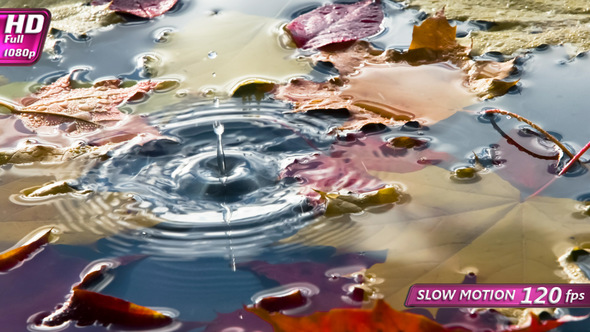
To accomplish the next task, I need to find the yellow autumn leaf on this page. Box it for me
[284,166,590,309]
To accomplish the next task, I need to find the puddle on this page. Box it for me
[1,1,590,331]
[74,99,335,258]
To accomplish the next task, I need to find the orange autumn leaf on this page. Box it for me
[248,299,452,332]
[0,228,53,272]
[409,9,458,51]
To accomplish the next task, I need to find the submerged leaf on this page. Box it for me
[91,0,178,18]
[285,165,590,309]
[282,134,450,210]
[248,299,451,332]
[0,228,54,272]
[285,0,384,49]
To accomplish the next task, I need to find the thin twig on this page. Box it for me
[485,109,574,159]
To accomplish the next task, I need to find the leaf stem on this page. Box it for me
[0,98,22,112]
[485,109,574,159]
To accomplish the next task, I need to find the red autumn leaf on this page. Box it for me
[92,0,178,18]
[0,228,53,272]
[281,133,450,205]
[248,299,453,332]
[285,0,383,49]
[40,263,173,329]
[15,73,158,135]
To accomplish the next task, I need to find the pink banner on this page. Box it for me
[406,284,590,307]
[0,9,50,65]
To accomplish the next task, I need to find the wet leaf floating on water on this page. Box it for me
[0,228,54,272]
[284,165,590,310]
[0,141,113,166]
[276,11,517,130]
[152,11,312,96]
[408,0,590,55]
[40,289,173,328]
[11,73,158,135]
[285,0,384,50]
[39,261,173,329]
[248,299,452,332]
[91,0,178,18]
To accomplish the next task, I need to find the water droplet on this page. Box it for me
[213,121,227,177]
[212,72,216,77]
[175,89,188,98]
[208,51,217,59]
[213,97,220,108]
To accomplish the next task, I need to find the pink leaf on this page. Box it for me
[92,0,179,18]
[286,0,383,49]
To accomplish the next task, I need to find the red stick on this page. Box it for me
[559,140,590,176]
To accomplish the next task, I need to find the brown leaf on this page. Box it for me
[248,299,452,332]
[15,73,158,135]
[0,141,113,165]
[0,228,54,272]
[40,264,173,328]
[409,9,458,51]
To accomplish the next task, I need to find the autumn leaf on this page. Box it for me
[275,11,517,131]
[0,141,113,165]
[0,228,54,272]
[91,0,178,18]
[281,134,451,205]
[41,289,173,328]
[9,73,158,135]
[37,259,173,329]
[408,0,590,55]
[283,165,590,310]
[285,0,384,49]
[248,299,452,332]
